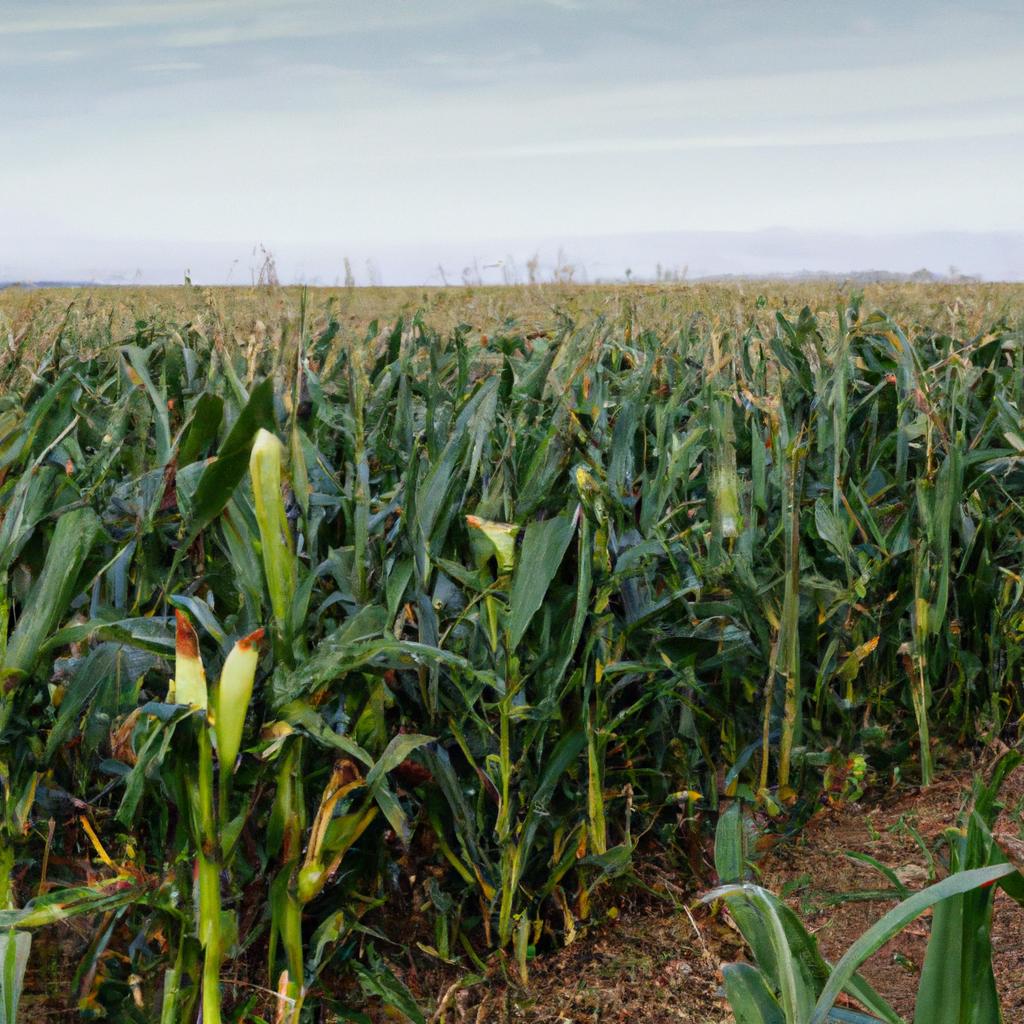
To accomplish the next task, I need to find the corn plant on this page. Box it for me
[172,611,263,1024]
[0,498,102,1020]
[0,285,1021,1018]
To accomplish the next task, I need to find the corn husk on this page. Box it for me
[214,628,264,769]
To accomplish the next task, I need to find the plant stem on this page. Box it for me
[271,739,306,1018]
[778,431,804,791]
[281,892,304,1023]
[0,832,14,912]
[197,724,222,1024]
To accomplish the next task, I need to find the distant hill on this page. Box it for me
[3,228,1020,286]
[693,268,981,285]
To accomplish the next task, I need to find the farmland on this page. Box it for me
[1,280,1023,1022]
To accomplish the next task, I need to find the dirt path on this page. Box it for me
[754,761,1024,1021]
[422,759,1024,1023]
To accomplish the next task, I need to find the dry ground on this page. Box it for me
[374,758,1024,1024]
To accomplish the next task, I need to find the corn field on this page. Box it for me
[0,283,1022,1021]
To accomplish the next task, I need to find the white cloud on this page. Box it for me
[0,47,85,65]
[0,2,261,34]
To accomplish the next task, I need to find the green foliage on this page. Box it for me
[0,284,1021,1019]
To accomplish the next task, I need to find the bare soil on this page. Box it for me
[388,758,1024,1023]
[754,761,1024,1022]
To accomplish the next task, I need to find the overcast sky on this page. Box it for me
[2,1,1023,283]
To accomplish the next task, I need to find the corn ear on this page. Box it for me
[214,628,264,770]
[172,611,207,710]
[250,428,296,642]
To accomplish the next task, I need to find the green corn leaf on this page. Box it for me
[914,892,1000,1024]
[0,931,30,1024]
[708,883,901,1024]
[0,878,154,930]
[187,377,275,535]
[42,615,175,657]
[45,644,156,760]
[177,393,224,467]
[811,864,1017,1024]
[715,801,747,884]
[278,702,374,768]
[366,733,434,790]
[843,853,910,899]
[122,345,172,465]
[371,785,411,844]
[0,466,58,574]
[723,962,786,1024]
[3,507,102,680]
[508,512,577,649]
[707,884,814,1024]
